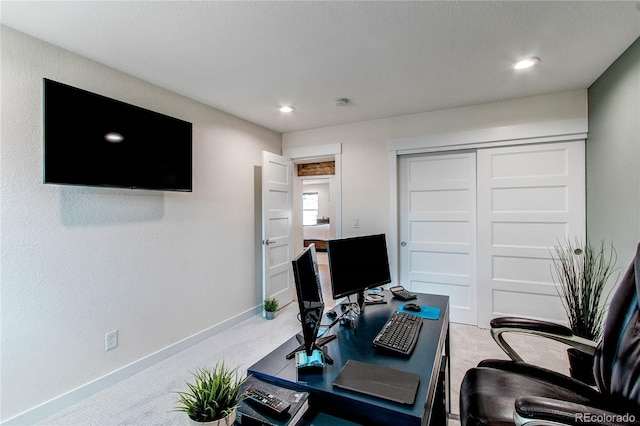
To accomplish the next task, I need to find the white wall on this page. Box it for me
[0,26,281,421]
[283,90,588,240]
[587,37,640,268]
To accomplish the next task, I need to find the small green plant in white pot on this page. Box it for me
[264,297,279,320]
[175,362,248,425]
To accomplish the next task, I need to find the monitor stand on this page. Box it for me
[337,290,367,332]
[357,290,366,313]
[340,290,367,312]
[285,333,336,364]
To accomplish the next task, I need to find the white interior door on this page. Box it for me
[262,151,294,311]
[476,141,585,327]
[399,152,477,324]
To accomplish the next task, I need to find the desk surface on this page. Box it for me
[247,291,450,426]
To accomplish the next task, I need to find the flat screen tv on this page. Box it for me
[43,78,192,191]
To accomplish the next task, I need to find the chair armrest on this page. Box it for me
[477,360,602,398]
[490,316,598,362]
[491,317,574,336]
[514,396,639,426]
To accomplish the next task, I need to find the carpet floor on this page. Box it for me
[37,300,570,425]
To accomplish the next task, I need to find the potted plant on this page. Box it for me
[175,362,248,425]
[264,297,279,320]
[551,238,618,384]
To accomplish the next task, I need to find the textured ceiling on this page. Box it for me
[1,1,639,133]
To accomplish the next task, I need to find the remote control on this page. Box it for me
[244,386,291,416]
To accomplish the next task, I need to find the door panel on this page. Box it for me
[262,151,294,311]
[399,152,477,325]
[476,141,585,327]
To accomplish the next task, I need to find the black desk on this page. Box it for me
[247,292,450,426]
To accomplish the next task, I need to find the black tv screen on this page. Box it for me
[43,79,192,191]
[327,233,392,299]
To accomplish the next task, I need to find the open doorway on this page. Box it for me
[300,176,335,307]
[301,178,333,249]
[293,168,340,308]
[285,144,342,308]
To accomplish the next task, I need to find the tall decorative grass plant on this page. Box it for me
[551,238,618,384]
[551,238,618,341]
[175,362,248,424]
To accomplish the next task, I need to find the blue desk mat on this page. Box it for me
[398,304,441,320]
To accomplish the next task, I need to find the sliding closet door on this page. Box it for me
[399,152,477,325]
[476,141,585,328]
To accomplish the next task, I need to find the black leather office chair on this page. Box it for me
[460,243,640,426]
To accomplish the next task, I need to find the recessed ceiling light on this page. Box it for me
[278,105,295,113]
[512,57,540,70]
[104,132,124,143]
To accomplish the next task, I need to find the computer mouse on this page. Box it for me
[404,303,421,312]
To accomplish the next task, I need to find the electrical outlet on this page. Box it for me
[352,217,359,228]
[105,330,118,351]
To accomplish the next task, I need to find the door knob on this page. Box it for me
[401,241,407,247]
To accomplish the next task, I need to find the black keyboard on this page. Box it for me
[372,311,423,357]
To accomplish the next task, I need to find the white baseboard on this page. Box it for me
[1,305,263,425]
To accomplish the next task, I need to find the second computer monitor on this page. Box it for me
[292,244,324,356]
[327,233,392,301]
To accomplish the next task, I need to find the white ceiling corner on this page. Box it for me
[1,1,638,133]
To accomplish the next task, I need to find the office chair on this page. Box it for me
[460,243,640,426]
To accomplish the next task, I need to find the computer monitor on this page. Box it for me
[292,244,324,356]
[327,233,392,310]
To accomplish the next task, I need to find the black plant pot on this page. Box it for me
[567,348,596,386]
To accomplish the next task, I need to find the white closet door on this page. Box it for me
[399,152,477,324]
[476,141,585,327]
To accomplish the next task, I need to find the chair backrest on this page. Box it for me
[594,243,640,405]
